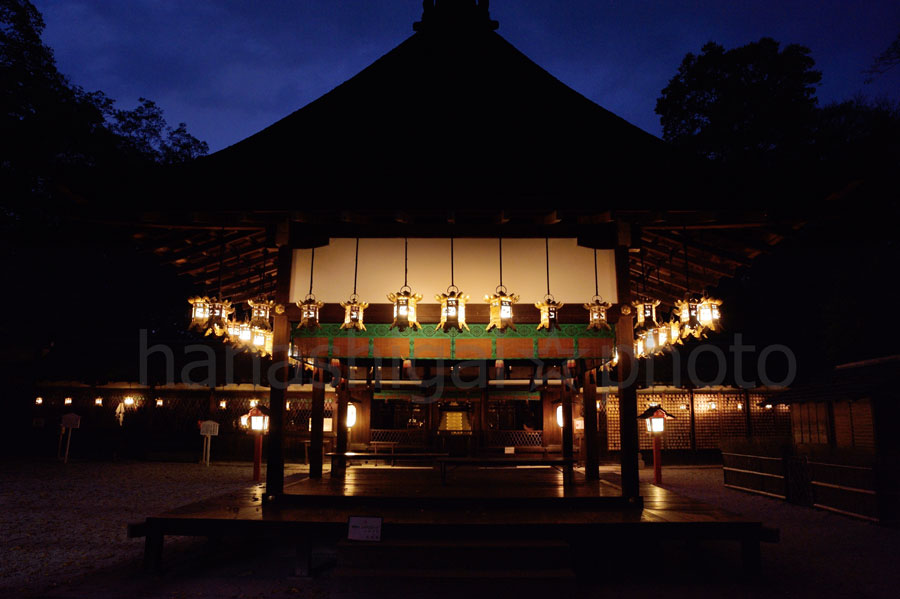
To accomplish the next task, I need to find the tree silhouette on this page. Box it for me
[864,32,900,82]
[1,0,207,208]
[655,38,821,167]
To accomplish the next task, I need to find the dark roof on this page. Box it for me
[119,1,708,212]
[768,356,900,405]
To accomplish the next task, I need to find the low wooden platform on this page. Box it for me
[130,466,777,576]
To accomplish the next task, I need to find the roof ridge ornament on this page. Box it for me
[414,0,499,33]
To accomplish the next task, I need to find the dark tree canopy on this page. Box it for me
[1,0,207,208]
[655,38,822,166]
[865,32,900,82]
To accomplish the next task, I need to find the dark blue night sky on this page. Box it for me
[33,0,900,153]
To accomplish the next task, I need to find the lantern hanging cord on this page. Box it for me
[403,237,408,287]
[545,238,551,296]
[593,249,599,297]
[217,226,225,299]
[684,226,691,293]
[498,237,503,287]
[353,238,359,296]
[640,249,647,295]
[450,237,455,287]
[308,248,315,296]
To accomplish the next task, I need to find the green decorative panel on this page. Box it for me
[292,322,614,361]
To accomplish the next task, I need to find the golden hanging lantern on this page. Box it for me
[296,294,324,329]
[436,286,469,332]
[340,295,369,331]
[485,286,518,332]
[389,286,422,331]
[536,295,563,331]
[675,297,704,339]
[584,296,612,331]
[202,299,233,337]
[698,294,723,332]
[248,299,274,332]
[188,296,211,329]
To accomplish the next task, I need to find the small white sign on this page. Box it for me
[200,420,219,436]
[62,413,81,429]
[575,417,585,431]
[348,516,382,542]
[504,446,515,455]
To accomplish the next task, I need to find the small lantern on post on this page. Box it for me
[638,405,675,485]
[241,405,270,482]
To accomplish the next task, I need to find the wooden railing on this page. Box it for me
[370,429,427,447]
[484,430,544,448]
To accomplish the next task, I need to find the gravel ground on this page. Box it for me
[1,460,898,598]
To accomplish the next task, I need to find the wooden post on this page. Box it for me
[334,360,349,478]
[310,364,326,479]
[614,236,640,501]
[744,388,753,438]
[688,386,697,451]
[561,366,574,486]
[265,244,293,498]
[582,369,600,480]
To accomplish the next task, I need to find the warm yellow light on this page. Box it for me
[35,397,43,405]
[156,398,164,407]
[250,415,268,432]
[347,403,357,428]
[249,399,259,408]
[219,400,227,409]
[556,405,564,428]
[240,414,249,427]
[296,295,324,329]
[436,287,470,332]
[536,296,564,331]
[285,401,291,410]
[584,297,612,331]
[340,296,369,331]
[646,416,665,434]
[64,397,72,405]
[737,403,743,411]
[679,404,688,410]
[486,287,519,332]
[765,404,773,410]
[708,402,717,410]
[94,397,103,406]
[124,396,135,406]
[389,287,422,331]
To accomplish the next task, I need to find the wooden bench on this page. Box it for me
[437,457,575,485]
[327,451,448,469]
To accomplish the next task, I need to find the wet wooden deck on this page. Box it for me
[134,465,776,574]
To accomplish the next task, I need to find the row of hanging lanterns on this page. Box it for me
[187,231,276,357]
[630,232,723,359]
[295,238,615,336]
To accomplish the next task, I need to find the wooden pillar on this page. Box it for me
[265,244,293,498]
[333,360,349,477]
[309,364,326,479]
[744,388,753,438]
[582,369,600,480]
[615,235,640,501]
[561,368,574,485]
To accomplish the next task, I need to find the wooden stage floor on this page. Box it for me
[135,465,776,574]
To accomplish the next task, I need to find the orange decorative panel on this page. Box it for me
[496,338,534,359]
[454,339,492,360]
[414,338,451,359]
[373,338,411,359]
[332,337,370,358]
[537,337,575,358]
[577,338,612,358]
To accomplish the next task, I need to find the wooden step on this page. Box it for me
[333,567,576,580]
